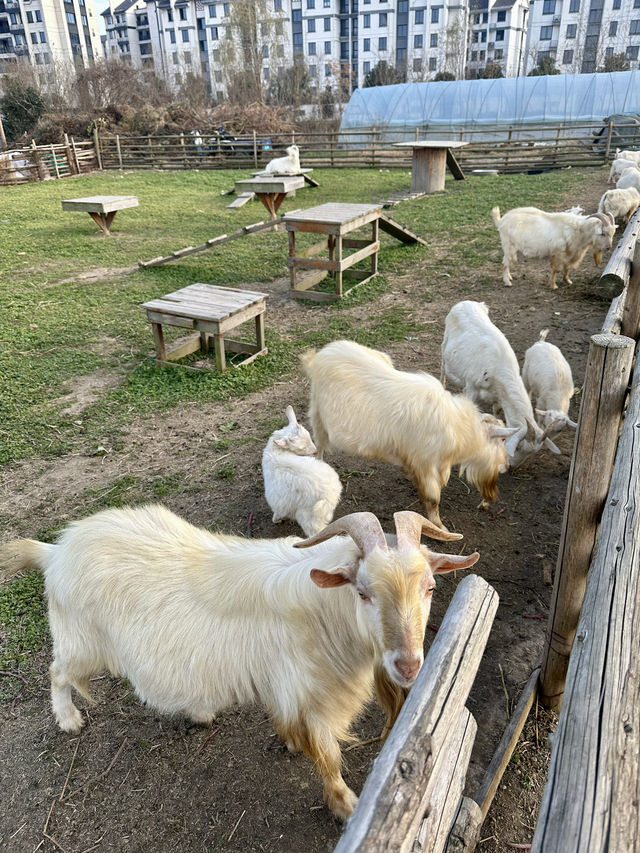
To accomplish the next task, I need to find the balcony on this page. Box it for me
[3,0,20,10]
[14,43,28,54]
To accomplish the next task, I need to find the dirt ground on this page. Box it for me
[0,169,614,853]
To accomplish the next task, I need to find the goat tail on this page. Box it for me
[299,348,317,374]
[0,538,53,583]
[539,328,549,342]
[491,206,501,227]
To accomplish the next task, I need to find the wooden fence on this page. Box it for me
[94,121,625,175]
[0,134,98,184]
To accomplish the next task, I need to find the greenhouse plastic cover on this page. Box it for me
[339,70,640,131]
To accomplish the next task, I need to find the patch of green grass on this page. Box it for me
[150,472,186,498]
[215,462,235,481]
[0,573,49,701]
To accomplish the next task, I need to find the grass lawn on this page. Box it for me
[0,164,591,471]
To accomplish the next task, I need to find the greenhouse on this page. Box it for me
[339,70,640,143]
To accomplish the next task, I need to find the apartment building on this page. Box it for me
[466,0,529,76]
[0,0,101,73]
[102,0,152,66]
[524,0,640,73]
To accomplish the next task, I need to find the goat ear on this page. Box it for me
[544,437,563,455]
[285,406,297,426]
[428,551,480,574]
[274,438,288,448]
[487,424,519,440]
[310,567,354,588]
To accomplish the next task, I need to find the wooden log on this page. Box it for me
[473,667,540,819]
[595,207,640,299]
[444,798,484,853]
[621,238,640,340]
[334,575,498,853]
[532,354,640,853]
[412,709,477,853]
[539,332,635,710]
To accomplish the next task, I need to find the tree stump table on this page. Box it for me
[61,195,139,235]
[393,141,469,193]
[142,283,268,371]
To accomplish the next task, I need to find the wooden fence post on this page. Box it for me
[115,134,123,170]
[539,332,635,710]
[70,136,81,174]
[252,130,258,169]
[30,139,44,181]
[63,133,77,175]
[180,132,187,168]
[621,240,640,341]
[93,127,103,170]
[330,131,335,168]
[49,144,60,179]
[604,120,614,163]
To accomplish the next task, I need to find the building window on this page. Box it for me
[431,7,439,23]
[30,32,38,44]
[325,62,331,74]
[26,10,33,23]
[398,23,407,36]
[378,36,387,50]
[415,8,424,23]
[494,47,503,58]
[613,0,621,9]
[66,12,76,23]
[569,0,580,9]
[626,44,639,58]
[208,4,216,16]
[35,9,42,21]
[308,18,316,31]
[39,31,46,42]
[636,0,640,7]
[363,13,370,26]
[414,33,423,47]
[210,25,218,38]
[430,32,437,46]
[363,37,370,50]
[497,9,506,21]
[471,50,477,60]
[263,66,269,78]
[169,28,176,42]
[340,18,348,35]
[324,40,331,52]
[429,56,436,69]
[479,49,485,60]
[274,0,282,8]
[293,9,302,21]
[307,0,315,6]
[542,0,555,13]
[496,28,504,40]
[340,40,348,57]
[324,0,330,5]
[563,48,574,63]
[167,9,173,21]
[413,57,422,71]
[262,43,269,56]
[566,23,577,37]
[179,7,187,20]
[630,19,640,33]
[181,28,189,41]
[308,41,316,53]
[481,30,487,41]
[540,25,553,39]
[324,16,330,29]
[309,63,317,75]
[378,12,387,25]
[609,21,617,35]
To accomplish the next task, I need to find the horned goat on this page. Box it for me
[522,329,577,434]
[263,144,301,175]
[262,405,342,536]
[491,206,615,289]
[0,506,479,819]
[598,186,640,225]
[301,339,517,531]
[441,301,562,467]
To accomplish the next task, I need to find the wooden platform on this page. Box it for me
[232,175,306,218]
[61,195,139,235]
[283,202,427,301]
[393,141,468,193]
[142,283,268,371]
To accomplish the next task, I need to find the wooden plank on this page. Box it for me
[539,333,635,709]
[621,238,640,340]
[532,355,640,853]
[443,798,484,853]
[379,214,429,245]
[226,192,255,209]
[164,333,202,361]
[446,149,466,180]
[473,667,540,819]
[334,575,499,853]
[291,269,330,291]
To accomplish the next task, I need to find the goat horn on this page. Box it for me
[540,419,562,441]
[294,512,388,555]
[588,212,614,227]
[393,511,463,546]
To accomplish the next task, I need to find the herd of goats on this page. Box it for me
[1,150,636,821]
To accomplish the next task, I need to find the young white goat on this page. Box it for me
[441,301,562,467]
[262,405,342,536]
[263,144,301,175]
[491,206,615,289]
[615,148,640,166]
[616,167,640,194]
[302,340,517,531]
[522,330,577,434]
[608,157,639,184]
[598,186,640,226]
[0,506,479,819]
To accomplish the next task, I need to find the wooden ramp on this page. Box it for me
[379,214,428,245]
[226,191,254,209]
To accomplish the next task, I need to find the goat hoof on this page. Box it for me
[328,787,358,821]
[477,499,490,510]
[58,708,85,733]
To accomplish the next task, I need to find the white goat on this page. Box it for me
[522,329,577,434]
[262,405,342,536]
[598,186,640,225]
[616,167,640,194]
[263,144,301,175]
[441,301,562,467]
[0,506,479,819]
[608,157,639,184]
[492,206,616,289]
[615,148,640,166]
[302,340,517,531]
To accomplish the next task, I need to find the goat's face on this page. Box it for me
[286,144,299,159]
[589,214,616,265]
[273,405,318,456]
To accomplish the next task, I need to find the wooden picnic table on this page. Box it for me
[232,175,306,218]
[393,140,468,193]
[61,195,139,235]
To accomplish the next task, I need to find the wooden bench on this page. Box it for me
[61,195,139,235]
[142,283,268,371]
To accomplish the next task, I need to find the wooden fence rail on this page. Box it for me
[0,138,97,184]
